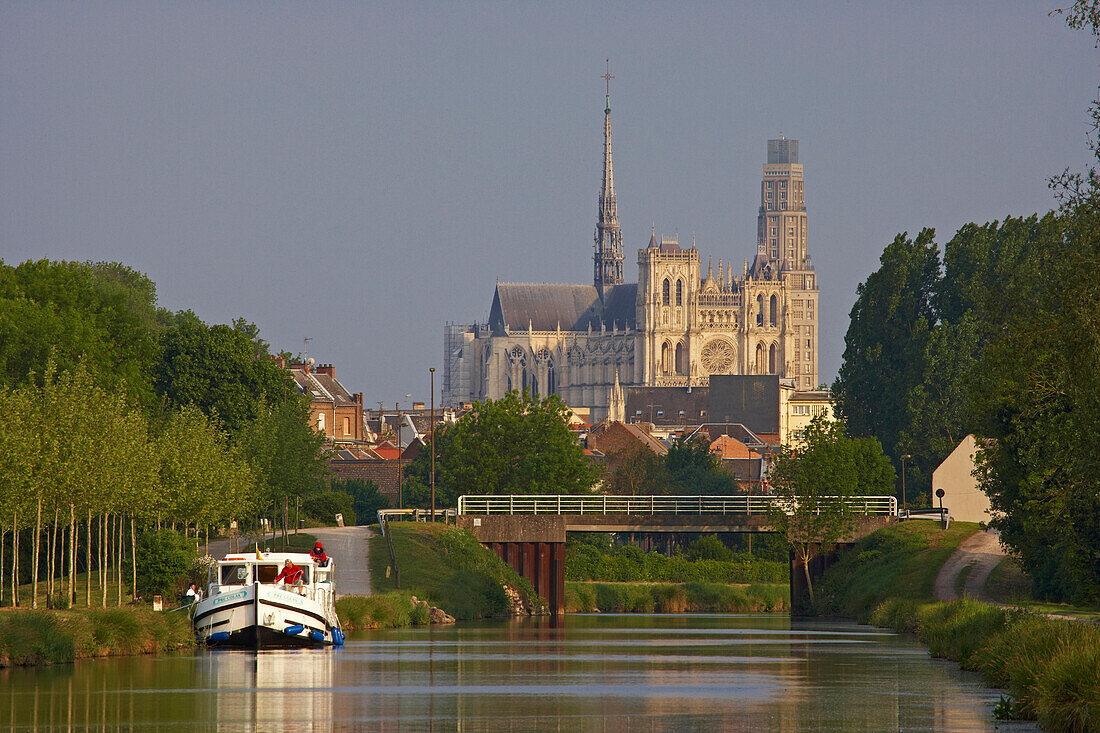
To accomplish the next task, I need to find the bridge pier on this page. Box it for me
[458,516,567,615]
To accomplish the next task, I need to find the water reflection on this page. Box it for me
[1,614,1038,732]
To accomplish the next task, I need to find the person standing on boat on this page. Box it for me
[184,583,201,604]
[274,559,304,591]
[311,542,328,567]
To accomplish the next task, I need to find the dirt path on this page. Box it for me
[309,526,374,598]
[934,528,1006,602]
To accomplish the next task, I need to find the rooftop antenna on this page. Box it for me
[303,337,312,364]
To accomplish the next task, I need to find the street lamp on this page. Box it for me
[901,454,911,516]
[429,367,436,522]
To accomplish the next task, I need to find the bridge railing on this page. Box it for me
[456,494,898,517]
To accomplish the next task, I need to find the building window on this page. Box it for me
[768,343,777,374]
[756,295,764,326]
[342,417,350,435]
[635,410,642,417]
[656,410,664,418]
[675,279,683,306]
[807,338,812,348]
[317,413,325,432]
[662,278,670,305]
[675,342,684,375]
[769,227,777,237]
[769,294,777,327]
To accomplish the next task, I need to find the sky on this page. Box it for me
[2,2,1096,406]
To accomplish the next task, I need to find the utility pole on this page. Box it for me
[430,367,436,521]
[396,400,402,509]
[901,453,911,516]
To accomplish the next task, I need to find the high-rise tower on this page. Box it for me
[756,137,818,389]
[594,61,624,297]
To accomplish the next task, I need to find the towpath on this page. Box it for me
[309,526,374,597]
[933,528,1005,602]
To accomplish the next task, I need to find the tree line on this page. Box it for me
[0,258,327,607]
[833,6,1100,603]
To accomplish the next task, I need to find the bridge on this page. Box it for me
[446,494,899,616]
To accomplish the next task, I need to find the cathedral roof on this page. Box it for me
[488,282,637,334]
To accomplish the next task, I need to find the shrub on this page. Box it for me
[332,479,390,525]
[301,490,356,526]
[132,529,196,599]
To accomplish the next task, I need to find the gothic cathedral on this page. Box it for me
[443,79,819,421]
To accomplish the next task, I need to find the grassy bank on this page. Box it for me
[871,598,1100,731]
[566,581,788,613]
[818,522,1100,732]
[369,523,541,619]
[336,592,432,630]
[816,520,979,619]
[0,607,193,668]
[566,542,787,584]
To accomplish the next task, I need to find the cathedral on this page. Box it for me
[443,80,820,421]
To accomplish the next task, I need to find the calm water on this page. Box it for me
[1,614,1037,732]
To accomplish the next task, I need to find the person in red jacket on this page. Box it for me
[273,560,303,590]
[310,542,328,567]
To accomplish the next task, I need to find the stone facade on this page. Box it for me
[443,89,820,420]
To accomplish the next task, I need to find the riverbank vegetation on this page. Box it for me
[0,607,193,668]
[0,259,344,609]
[370,523,540,619]
[820,521,1100,731]
[565,534,787,584]
[335,592,433,630]
[566,582,787,614]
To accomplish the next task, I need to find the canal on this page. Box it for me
[3,614,1037,731]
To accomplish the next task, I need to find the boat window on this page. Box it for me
[255,565,280,583]
[299,567,310,584]
[221,565,249,585]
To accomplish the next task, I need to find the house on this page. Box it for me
[289,363,365,444]
[932,435,992,523]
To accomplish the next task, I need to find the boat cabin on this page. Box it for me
[207,552,334,600]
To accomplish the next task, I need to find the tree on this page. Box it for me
[404,390,600,508]
[604,444,672,496]
[665,436,737,495]
[766,417,893,607]
[153,317,291,435]
[331,479,391,525]
[833,229,939,480]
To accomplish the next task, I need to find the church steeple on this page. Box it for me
[594,59,624,297]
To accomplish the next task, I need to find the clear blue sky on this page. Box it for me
[2,2,1095,405]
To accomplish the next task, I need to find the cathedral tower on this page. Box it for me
[594,61,624,297]
[755,137,818,389]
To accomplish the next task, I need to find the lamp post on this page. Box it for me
[901,453,911,516]
[429,367,436,522]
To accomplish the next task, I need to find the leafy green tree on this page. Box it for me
[331,479,391,525]
[404,390,600,508]
[665,437,736,495]
[766,417,892,606]
[132,529,196,599]
[153,317,291,435]
[604,444,672,496]
[238,396,327,517]
[833,229,939,476]
[0,260,159,405]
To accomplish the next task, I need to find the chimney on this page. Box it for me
[316,364,335,377]
[413,401,425,411]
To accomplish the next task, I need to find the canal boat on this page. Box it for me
[192,551,346,648]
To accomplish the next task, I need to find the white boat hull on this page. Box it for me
[193,582,343,648]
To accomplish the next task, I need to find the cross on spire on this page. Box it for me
[602,59,614,112]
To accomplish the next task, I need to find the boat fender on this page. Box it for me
[310,630,325,642]
[284,624,305,636]
[207,631,230,644]
[332,628,345,646]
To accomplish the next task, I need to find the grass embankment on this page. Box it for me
[566,542,787,583]
[0,607,193,668]
[819,522,1100,732]
[336,592,432,631]
[566,582,788,613]
[369,523,541,620]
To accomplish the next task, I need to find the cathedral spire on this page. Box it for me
[594,59,624,297]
